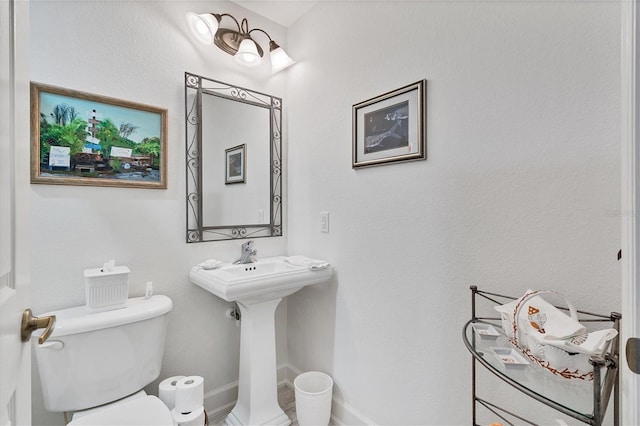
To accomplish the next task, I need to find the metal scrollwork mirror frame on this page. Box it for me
[185,72,282,243]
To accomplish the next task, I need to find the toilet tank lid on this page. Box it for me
[34,295,173,339]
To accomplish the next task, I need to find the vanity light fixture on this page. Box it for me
[186,12,295,74]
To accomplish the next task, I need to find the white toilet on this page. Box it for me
[33,295,175,425]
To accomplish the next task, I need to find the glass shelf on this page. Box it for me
[464,319,596,421]
[464,287,620,426]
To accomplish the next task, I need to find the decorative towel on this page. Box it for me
[542,328,618,355]
[284,256,330,271]
[495,289,617,355]
[495,289,586,342]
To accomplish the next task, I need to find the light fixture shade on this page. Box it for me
[270,45,295,74]
[235,37,262,67]
[186,12,219,45]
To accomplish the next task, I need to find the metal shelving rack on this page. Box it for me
[463,286,620,426]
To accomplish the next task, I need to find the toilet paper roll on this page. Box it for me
[172,406,205,426]
[158,375,186,410]
[174,376,204,414]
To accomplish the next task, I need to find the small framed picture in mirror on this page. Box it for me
[225,144,246,184]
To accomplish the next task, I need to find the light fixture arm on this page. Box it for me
[247,27,285,53]
[247,27,273,43]
[240,18,251,35]
[217,13,242,33]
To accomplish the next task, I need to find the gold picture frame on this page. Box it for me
[31,82,167,189]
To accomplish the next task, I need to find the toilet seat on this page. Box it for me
[68,395,175,425]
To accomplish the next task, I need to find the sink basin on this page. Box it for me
[189,256,333,303]
[189,255,333,425]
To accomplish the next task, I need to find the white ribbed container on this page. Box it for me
[84,266,130,312]
[294,372,333,426]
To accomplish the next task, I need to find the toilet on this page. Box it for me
[33,295,175,425]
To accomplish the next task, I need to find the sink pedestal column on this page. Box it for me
[225,298,290,426]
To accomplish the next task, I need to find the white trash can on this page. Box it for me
[294,372,333,426]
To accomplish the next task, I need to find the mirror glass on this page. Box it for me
[185,73,282,242]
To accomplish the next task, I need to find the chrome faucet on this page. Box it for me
[234,240,257,264]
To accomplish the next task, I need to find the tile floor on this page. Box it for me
[279,386,299,424]
[210,385,300,426]
[210,384,336,426]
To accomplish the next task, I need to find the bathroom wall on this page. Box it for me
[28,1,289,424]
[285,1,621,424]
[28,1,623,424]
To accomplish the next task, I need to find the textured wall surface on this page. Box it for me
[285,1,621,424]
[29,1,288,424]
[29,0,623,424]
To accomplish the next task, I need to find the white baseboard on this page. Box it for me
[329,399,377,426]
[204,364,376,426]
[203,380,238,423]
[279,363,301,387]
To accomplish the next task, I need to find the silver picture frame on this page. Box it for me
[352,80,426,168]
[225,144,246,184]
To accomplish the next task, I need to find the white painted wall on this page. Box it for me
[285,1,621,424]
[28,0,624,424]
[28,2,288,424]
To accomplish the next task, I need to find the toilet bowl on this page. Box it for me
[33,295,175,425]
[69,392,175,425]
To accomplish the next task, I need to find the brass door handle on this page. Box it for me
[627,337,640,374]
[21,309,56,344]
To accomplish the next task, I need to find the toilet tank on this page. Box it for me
[33,295,173,412]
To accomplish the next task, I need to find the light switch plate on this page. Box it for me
[320,212,329,233]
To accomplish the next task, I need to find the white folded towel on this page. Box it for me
[284,256,330,271]
[526,295,586,342]
[197,259,223,270]
[543,328,618,355]
[495,289,617,355]
[495,290,586,342]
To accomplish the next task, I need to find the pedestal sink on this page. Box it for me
[189,256,333,426]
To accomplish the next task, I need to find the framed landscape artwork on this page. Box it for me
[30,82,167,189]
[352,80,426,168]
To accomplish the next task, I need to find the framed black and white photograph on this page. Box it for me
[225,144,246,184]
[352,80,426,168]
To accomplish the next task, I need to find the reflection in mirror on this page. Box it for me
[185,72,282,242]
[201,95,270,226]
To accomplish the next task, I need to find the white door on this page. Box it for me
[0,0,31,424]
[621,0,640,424]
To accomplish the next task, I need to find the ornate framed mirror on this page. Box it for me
[185,72,282,242]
